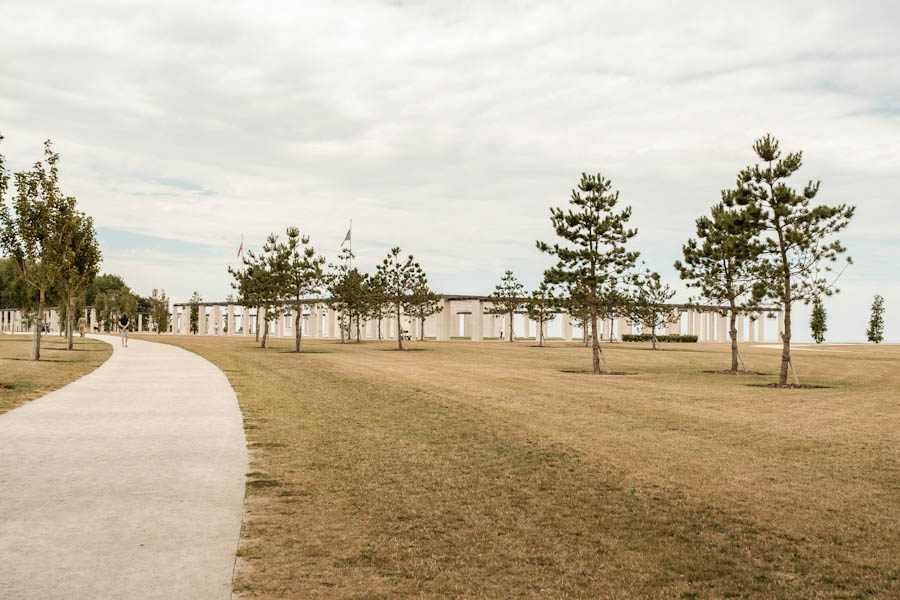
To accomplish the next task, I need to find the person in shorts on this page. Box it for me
[119,313,130,348]
[77,316,87,338]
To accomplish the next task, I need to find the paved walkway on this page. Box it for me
[0,335,247,599]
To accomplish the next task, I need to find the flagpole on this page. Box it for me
[349,218,352,268]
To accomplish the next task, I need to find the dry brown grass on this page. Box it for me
[143,334,900,599]
[0,335,112,415]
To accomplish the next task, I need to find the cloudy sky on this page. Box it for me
[2,1,898,341]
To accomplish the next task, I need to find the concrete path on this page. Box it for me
[0,335,247,599]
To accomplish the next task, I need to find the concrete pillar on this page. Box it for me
[328,306,337,338]
[617,316,628,340]
[310,304,319,338]
[196,304,205,335]
[277,311,285,338]
[717,312,727,342]
[777,311,785,340]
[666,315,680,336]
[737,312,745,342]
[748,313,755,342]
[563,313,573,342]
[758,312,765,342]
[522,315,530,339]
[225,304,234,335]
[437,298,452,341]
[504,312,513,341]
[210,305,220,335]
[470,300,484,342]
[702,311,710,341]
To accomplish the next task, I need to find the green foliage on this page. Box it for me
[229,234,287,347]
[622,334,698,343]
[867,294,885,343]
[273,227,327,352]
[525,282,557,346]
[56,210,102,348]
[537,172,639,372]
[0,140,83,360]
[729,134,854,384]
[809,297,827,343]
[407,271,442,342]
[150,288,169,333]
[188,291,202,334]
[625,271,678,350]
[490,270,525,342]
[328,249,369,343]
[375,247,422,350]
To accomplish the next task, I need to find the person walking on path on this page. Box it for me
[77,316,87,338]
[118,313,130,348]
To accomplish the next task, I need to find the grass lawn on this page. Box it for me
[0,334,112,415]
[141,335,900,599]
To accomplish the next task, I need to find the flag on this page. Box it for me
[340,227,351,247]
[237,236,244,257]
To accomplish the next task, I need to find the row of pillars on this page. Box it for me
[0,308,161,334]
[166,301,785,343]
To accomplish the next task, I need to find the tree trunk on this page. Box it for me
[729,303,739,371]
[255,306,261,342]
[261,319,269,348]
[652,331,658,351]
[508,311,515,342]
[66,298,75,350]
[396,307,404,350]
[591,304,602,374]
[378,320,382,341]
[538,318,544,347]
[31,289,45,361]
[355,315,361,343]
[420,316,425,341]
[294,308,303,353]
[776,220,793,386]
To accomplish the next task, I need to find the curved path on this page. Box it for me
[0,335,247,599]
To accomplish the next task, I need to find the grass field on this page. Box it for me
[141,335,900,599]
[0,334,112,415]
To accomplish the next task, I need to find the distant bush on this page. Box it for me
[621,334,698,343]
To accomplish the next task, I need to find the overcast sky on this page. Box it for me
[2,1,898,341]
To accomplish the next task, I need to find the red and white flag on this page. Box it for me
[237,235,244,257]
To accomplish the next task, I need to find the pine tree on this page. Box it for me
[867,294,885,343]
[150,289,169,334]
[328,249,368,344]
[376,247,421,350]
[626,271,678,351]
[675,200,763,370]
[809,297,827,343]
[276,227,326,353]
[407,269,442,341]
[537,172,639,374]
[730,134,854,385]
[525,282,557,347]
[490,270,525,342]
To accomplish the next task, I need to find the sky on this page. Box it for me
[1,1,898,342]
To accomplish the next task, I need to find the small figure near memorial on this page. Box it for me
[119,313,130,348]
[77,316,86,338]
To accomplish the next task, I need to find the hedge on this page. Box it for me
[621,334,698,343]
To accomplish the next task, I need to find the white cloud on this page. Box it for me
[1,0,898,341]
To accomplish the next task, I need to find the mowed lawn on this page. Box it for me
[0,335,112,415]
[145,335,900,599]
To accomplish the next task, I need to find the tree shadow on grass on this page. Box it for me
[749,383,831,389]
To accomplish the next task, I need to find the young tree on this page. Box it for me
[525,282,557,347]
[867,294,885,343]
[237,235,285,348]
[57,212,101,349]
[406,269,442,341]
[809,297,827,344]
[490,270,525,342]
[376,247,420,350]
[150,288,170,334]
[188,291,203,335]
[328,249,369,343]
[730,134,855,385]
[625,271,678,351]
[0,140,78,360]
[363,273,390,340]
[276,227,326,353]
[675,201,763,370]
[537,172,639,374]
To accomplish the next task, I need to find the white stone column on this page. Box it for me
[758,312,765,342]
[617,316,628,339]
[211,305,221,335]
[226,304,235,335]
[563,313,573,342]
[717,312,727,342]
[777,311,785,340]
[276,311,285,338]
[196,304,206,335]
[310,304,320,338]
[328,306,337,338]
[470,300,484,342]
[437,298,452,341]
[138,314,143,332]
[522,315,530,339]
[748,313,755,342]
[737,312,745,342]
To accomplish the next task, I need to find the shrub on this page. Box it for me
[621,334,698,343]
